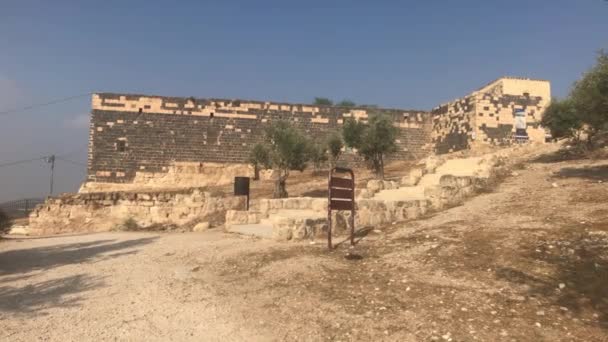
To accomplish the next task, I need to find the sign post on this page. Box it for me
[327,167,356,250]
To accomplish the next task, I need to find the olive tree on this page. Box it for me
[542,51,608,148]
[342,114,397,179]
[570,50,608,145]
[541,98,582,141]
[313,97,333,106]
[263,121,311,198]
[308,142,328,174]
[248,143,270,180]
[326,132,343,169]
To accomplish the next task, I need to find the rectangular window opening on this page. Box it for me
[117,140,127,152]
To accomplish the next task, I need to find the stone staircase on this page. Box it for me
[225,152,508,241]
[225,202,330,241]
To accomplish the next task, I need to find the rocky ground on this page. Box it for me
[1,148,607,341]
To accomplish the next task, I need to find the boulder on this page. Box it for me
[367,180,384,193]
[401,167,424,186]
[193,222,210,232]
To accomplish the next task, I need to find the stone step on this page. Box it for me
[227,209,329,241]
[226,223,274,239]
[372,185,427,201]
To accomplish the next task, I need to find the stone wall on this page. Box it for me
[431,96,476,154]
[29,189,246,235]
[88,93,432,186]
[431,77,551,154]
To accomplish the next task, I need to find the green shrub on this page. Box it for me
[119,217,140,231]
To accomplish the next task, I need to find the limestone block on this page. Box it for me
[257,199,270,215]
[193,222,210,232]
[401,167,424,186]
[272,221,293,241]
[139,201,154,207]
[367,180,384,193]
[291,220,308,240]
[138,194,151,201]
[225,210,249,225]
[247,212,262,224]
[311,198,328,212]
[357,189,372,199]
[422,155,445,173]
[150,206,171,221]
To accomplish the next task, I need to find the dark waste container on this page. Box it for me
[234,177,250,210]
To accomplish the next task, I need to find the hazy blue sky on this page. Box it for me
[0,0,607,202]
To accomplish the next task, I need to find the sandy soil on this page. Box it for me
[1,149,607,341]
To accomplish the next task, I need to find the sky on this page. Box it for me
[0,0,607,202]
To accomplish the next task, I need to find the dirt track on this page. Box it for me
[1,151,607,341]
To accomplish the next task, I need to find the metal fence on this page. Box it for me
[0,198,45,218]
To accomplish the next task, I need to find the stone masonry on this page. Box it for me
[28,188,246,235]
[85,76,550,190]
[88,94,431,186]
[431,77,551,153]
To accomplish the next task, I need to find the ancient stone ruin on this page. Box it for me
[28,77,551,237]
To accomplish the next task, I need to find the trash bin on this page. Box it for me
[234,177,250,210]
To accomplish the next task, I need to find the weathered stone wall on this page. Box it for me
[431,96,476,154]
[88,93,432,185]
[431,77,551,154]
[29,189,246,235]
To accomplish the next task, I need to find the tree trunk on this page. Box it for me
[379,154,385,180]
[273,170,288,198]
[253,164,260,180]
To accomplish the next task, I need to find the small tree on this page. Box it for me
[313,97,333,106]
[342,117,366,149]
[249,143,271,180]
[342,114,397,179]
[264,121,311,198]
[570,50,608,145]
[326,133,343,169]
[308,142,328,174]
[541,98,582,140]
[336,99,356,107]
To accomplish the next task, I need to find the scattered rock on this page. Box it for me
[552,182,559,188]
[193,222,210,232]
[559,283,566,289]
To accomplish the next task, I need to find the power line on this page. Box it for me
[0,155,87,169]
[0,93,91,117]
[0,157,45,168]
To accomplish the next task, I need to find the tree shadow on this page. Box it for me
[0,237,158,275]
[495,232,608,329]
[531,147,591,163]
[0,274,103,315]
[554,165,608,181]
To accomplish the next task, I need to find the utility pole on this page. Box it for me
[45,155,55,196]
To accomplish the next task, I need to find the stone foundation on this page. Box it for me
[29,189,246,235]
[81,162,253,193]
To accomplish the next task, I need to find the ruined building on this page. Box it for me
[83,77,550,192]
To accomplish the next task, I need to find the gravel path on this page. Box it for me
[1,150,607,341]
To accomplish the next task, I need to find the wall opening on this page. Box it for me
[116,140,127,152]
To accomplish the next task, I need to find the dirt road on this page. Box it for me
[1,151,607,341]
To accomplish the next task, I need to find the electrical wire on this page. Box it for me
[0,157,45,168]
[0,93,91,117]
